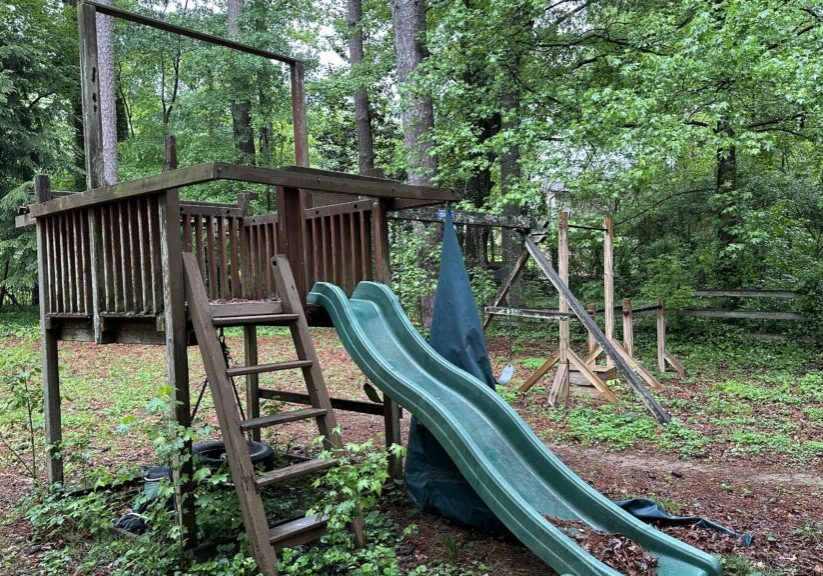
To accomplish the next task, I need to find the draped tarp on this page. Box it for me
[403,208,505,533]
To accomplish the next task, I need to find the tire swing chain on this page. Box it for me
[190,328,246,422]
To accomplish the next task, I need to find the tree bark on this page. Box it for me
[500,82,525,306]
[96,0,118,184]
[348,0,377,176]
[227,0,256,162]
[391,0,436,186]
[463,113,499,268]
[251,0,273,166]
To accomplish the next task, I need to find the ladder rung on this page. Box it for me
[227,360,313,377]
[269,515,327,551]
[212,314,299,327]
[210,301,283,318]
[240,408,327,432]
[256,458,337,488]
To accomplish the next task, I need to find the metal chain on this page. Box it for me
[190,328,246,422]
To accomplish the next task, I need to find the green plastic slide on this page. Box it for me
[308,281,722,576]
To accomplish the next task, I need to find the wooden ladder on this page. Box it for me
[183,252,353,576]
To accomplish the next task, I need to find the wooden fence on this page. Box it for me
[677,290,802,322]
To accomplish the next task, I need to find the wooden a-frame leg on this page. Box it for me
[548,362,569,407]
[519,352,559,393]
[567,348,618,402]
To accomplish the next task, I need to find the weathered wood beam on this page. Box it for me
[31,163,457,219]
[35,176,63,486]
[216,164,458,201]
[694,289,798,299]
[387,207,543,230]
[290,62,310,167]
[78,1,106,190]
[482,248,529,330]
[524,234,671,424]
[485,307,572,320]
[675,310,803,321]
[258,389,391,416]
[603,217,614,368]
[30,163,219,217]
[84,0,299,65]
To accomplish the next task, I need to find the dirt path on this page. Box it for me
[551,444,823,489]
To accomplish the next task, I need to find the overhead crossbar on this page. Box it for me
[567,224,608,232]
[84,0,300,65]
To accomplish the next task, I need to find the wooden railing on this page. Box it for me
[20,163,457,342]
[180,199,280,301]
[179,197,375,301]
[40,207,94,316]
[39,197,166,319]
[305,200,373,295]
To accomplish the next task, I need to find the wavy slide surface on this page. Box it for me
[309,282,721,576]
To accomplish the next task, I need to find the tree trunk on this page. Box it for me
[227,0,256,162]
[500,89,524,307]
[96,0,118,184]
[72,97,86,191]
[391,0,436,186]
[348,0,377,176]
[463,113,499,268]
[251,0,273,166]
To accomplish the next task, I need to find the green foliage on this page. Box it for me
[495,385,518,405]
[0,343,43,478]
[0,1,77,299]
[278,511,403,576]
[560,406,658,450]
[278,441,407,575]
[309,440,403,535]
[657,419,711,459]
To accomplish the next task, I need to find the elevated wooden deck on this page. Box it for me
[19,163,457,343]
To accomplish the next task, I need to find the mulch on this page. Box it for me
[546,516,658,576]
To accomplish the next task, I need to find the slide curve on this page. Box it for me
[308,281,722,576]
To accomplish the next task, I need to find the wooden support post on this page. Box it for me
[244,326,260,443]
[622,298,634,358]
[35,176,63,486]
[290,62,309,168]
[78,2,108,342]
[159,184,196,545]
[78,1,106,189]
[275,186,308,300]
[519,352,559,393]
[657,299,666,372]
[164,135,178,171]
[586,303,597,357]
[603,217,615,368]
[549,211,570,405]
[372,198,402,478]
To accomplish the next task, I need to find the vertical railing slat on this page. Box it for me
[207,215,218,300]
[230,217,240,298]
[149,196,163,314]
[195,215,205,279]
[138,198,151,313]
[221,216,231,298]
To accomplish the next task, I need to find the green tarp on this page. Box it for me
[404,209,505,533]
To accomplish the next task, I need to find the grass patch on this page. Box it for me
[559,405,658,450]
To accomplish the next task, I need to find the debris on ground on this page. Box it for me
[546,516,658,576]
